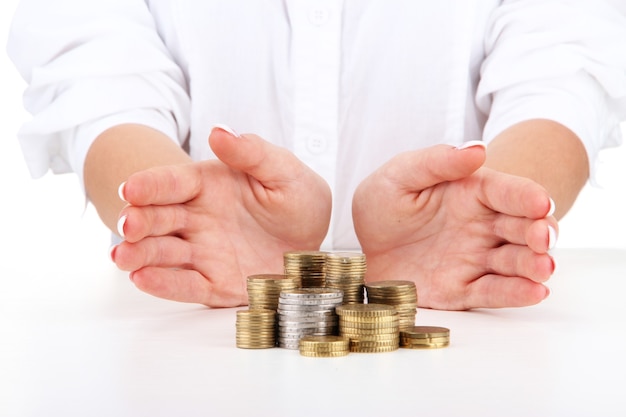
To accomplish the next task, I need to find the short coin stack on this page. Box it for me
[247,274,301,310]
[298,335,350,357]
[365,280,418,330]
[324,252,367,304]
[283,251,327,288]
[336,303,400,353]
[277,288,344,349]
[235,309,277,349]
[400,326,450,349]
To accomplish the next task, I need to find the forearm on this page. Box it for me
[84,124,192,234]
[484,119,589,219]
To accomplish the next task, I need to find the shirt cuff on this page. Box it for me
[482,72,623,183]
[67,108,183,193]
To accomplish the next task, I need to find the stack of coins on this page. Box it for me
[247,274,301,310]
[283,251,327,288]
[299,335,350,358]
[235,309,277,349]
[400,326,450,349]
[365,280,418,329]
[336,304,400,353]
[324,252,367,304]
[277,288,343,349]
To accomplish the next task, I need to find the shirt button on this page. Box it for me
[306,135,327,154]
[308,8,330,26]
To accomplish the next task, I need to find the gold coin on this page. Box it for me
[365,279,415,288]
[339,318,399,328]
[400,336,450,346]
[401,341,450,349]
[400,326,450,339]
[299,350,349,358]
[299,335,349,350]
[335,303,397,317]
[350,345,399,353]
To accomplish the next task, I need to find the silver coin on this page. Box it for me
[277,303,339,311]
[279,322,338,329]
[278,315,338,324]
[280,288,343,298]
[278,299,342,307]
[276,309,336,317]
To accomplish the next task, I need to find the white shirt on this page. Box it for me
[7,0,626,249]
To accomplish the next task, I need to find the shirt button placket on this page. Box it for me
[287,0,343,248]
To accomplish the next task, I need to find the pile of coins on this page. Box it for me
[400,326,450,349]
[277,288,343,349]
[284,251,327,287]
[336,304,400,353]
[365,280,418,329]
[235,250,451,355]
[235,309,276,349]
[324,252,366,304]
[247,274,301,310]
[298,335,350,357]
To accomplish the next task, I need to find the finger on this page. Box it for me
[209,125,320,187]
[476,169,554,219]
[492,215,559,253]
[130,267,245,307]
[112,236,193,271]
[122,163,203,206]
[465,274,550,308]
[381,141,486,192]
[486,244,555,283]
[118,204,192,243]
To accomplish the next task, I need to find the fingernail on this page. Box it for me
[547,197,556,217]
[117,215,127,238]
[548,225,557,250]
[211,123,241,138]
[109,245,117,262]
[455,140,486,150]
[118,181,127,202]
[544,286,551,300]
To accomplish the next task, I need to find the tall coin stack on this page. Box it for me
[247,274,301,310]
[336,304,400,353]
[277,288,343,349]
[324,252,367,304]
[283,251,327,288]
[236,309,277,349]
[365,280,418,330]
[400,326,450,349]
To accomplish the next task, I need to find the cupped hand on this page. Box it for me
[111,126,331,307]
[352,142,557,310]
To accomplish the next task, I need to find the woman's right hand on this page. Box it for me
[111,126,332,307]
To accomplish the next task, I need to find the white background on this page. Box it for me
[1,0,625,275]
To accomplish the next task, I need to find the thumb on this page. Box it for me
[382,141,487,192]
[208,125,303,186]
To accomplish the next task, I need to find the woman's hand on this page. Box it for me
[111,127,332,307]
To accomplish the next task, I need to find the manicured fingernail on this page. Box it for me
[547,198,556,217]
[544,286,551,300]
[109,245,117,262]
[211,123,241,138]
[455,140,486,150]
[118,181,127,202]
[548,225,557,250]
[117,215,127,238]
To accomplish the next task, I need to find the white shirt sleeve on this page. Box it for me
[6,0,190,188]
[477,0,626,179]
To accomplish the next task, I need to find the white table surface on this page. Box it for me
[1,247,625,417]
